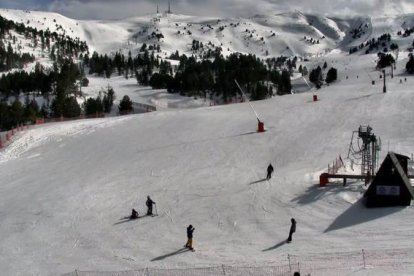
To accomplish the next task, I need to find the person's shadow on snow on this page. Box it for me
[262,240,286,252]
[113,216,141,225]
[249,178,267,185]
[151,248,189,261]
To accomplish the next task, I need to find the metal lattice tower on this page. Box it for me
[347,125,381,177]
[358,126,378,176]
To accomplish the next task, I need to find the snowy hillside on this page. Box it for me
[1,37,414,276]
[2,8,414,59]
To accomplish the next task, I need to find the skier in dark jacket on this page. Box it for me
[266,163,274,180]
[185,224,195,250]
[287,218,296,242]
[146,196,155,215]
[130,209,139,219]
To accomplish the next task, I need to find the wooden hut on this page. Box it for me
[364,152,414,207]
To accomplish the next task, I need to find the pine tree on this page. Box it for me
[277,69,292,95]
[118,95,133,114]
[406,54,414,74]
[63,97,81,118]
[376,53,395,69]
[24,98,40,123]
[103,87,115,113]
[325,67,338,84]
[309,66,323,87]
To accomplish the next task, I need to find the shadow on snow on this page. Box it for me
[324,198,404,233]
[291,181,364,206]
[113,215,149,225]
[151,247,189,261]
[262,240,287,252]
[249,178,267,185]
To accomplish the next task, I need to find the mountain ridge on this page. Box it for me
[2,8,412,59]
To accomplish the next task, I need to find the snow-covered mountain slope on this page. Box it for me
[2,8,414,59]
[1,46,414,276]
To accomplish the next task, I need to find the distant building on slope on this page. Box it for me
[364,152,414,207]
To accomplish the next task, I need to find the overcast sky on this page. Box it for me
[1,0,413,20]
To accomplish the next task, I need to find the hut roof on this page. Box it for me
[389,152,414,198]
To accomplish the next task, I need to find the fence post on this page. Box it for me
[288,254,292,272]
[221,264,226,275]
[362,249,366,269]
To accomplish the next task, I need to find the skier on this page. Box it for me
[287,218,296,243]
[130,209,139,219]
[266,163,274,180]
[185,224,195,251]
[146,196,156,216]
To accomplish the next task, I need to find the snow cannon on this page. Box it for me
[257,119,265,133]
[319,173,329,187]
[234,79,265,134]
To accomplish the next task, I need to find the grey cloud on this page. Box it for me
[3,0,414,20]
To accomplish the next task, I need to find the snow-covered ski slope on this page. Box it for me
[2,43,414,275]
[3,8,414,276]
[2,8,414,58]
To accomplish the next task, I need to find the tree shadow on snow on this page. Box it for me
[249,178,267,185]
[136,131,259,154]
[151,248,189,261]
[262,240,287,252]
[291,181,363,206]
[324,198,404,233]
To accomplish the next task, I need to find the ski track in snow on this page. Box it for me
[0,117,132,162]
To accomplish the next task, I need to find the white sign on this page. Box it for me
[376,186,400,196]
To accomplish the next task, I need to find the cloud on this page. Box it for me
[0,0,48,11]
[2,0,414,20]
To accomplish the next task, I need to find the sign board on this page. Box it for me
[376,185,400,196]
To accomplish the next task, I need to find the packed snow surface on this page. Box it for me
[2,8,414,276]
[1,48,414,275]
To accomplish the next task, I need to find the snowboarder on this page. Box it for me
[185,224,195,251]
[287,218,296,243]
[130,209,139,219]
[146,196,155,216]
[266,163,274,180]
